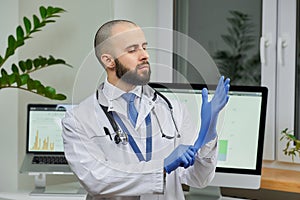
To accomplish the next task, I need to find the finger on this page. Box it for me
[188,146,196,154]
[187,148,196,165]
[187,147,196,157]
[189,146,197,154]
[183,152,193,168]
[202,88,208,103]
[225,84,230,94]
[224,77,230,86]
[226,96,230,103]
[180,155,189,168]
[216,76,225,92]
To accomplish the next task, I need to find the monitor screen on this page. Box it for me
[27,104,73,153]
[149,82,267,189]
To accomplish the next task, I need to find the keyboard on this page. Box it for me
[32,155,68,164]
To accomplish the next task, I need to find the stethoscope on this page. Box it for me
[96,86,180,145]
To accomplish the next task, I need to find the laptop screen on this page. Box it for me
[149,82,267,174]
[26,104,71,153]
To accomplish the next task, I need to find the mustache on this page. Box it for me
[137,61,150,67]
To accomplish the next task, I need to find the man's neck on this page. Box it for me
[107,76,136,92]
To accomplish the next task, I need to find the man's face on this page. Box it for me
[110,25,151,85]
[115,58,151,85]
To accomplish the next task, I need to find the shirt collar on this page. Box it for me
[103,78,142,101]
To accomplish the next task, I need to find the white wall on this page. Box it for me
[113,0,173,82]
[0,0,19,192]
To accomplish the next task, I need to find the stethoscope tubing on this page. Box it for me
[96,86,180,145]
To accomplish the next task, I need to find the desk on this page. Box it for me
[261,167,300,193]
[0,182,86,200]
[0,192,244,200]
[0,192,85,200]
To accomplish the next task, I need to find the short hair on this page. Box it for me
[94,20,137,67]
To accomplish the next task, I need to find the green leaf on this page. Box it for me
[53,93,67,100]
[0,77,4,87]
[16,26,25,41]
[26,59,33,70]
[44,20,56,23]
[39,56,47,66]
[1,69,9,86]
[33,58,42,68]
[20,74,29,85]
[39,6,47,19]
[15,40,25,49]
[8,73,16,85]
[46,6,65,18]
[15,73,21,86]
[0,55,3,66]
[36,84,45,94]
[27,78,33,90]
[11,64,19,74]
[23,17,31,34]
[27,79,42,91]
[8,35,16,49]
[52,7,65,14]
[33,14,41,29]
[44,86,56,98]
[296,141,300,149]
[1,68,8,76]
[19,61,26,72]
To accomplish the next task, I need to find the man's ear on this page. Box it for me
[101,54,115,69]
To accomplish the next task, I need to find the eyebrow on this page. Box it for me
[125,42,148,50]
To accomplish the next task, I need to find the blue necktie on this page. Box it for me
[122,93,138,127]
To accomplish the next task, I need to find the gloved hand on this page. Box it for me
[194,76,230,150]
[164,145,197,174]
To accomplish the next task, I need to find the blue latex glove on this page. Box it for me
[194,76,230,150]
[164,145,197,174]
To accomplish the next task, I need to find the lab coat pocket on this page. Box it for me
[152,134,176,160]
[91,135,133,163]
[90,135,116,160]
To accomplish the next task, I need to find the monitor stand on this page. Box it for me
[185,186,222,200]
[29,173,86,196]
[185,186,247,200]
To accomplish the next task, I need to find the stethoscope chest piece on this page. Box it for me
[114,130,128,145]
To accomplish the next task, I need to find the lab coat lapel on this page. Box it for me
[135,96,154,129]
[135,86,154,130]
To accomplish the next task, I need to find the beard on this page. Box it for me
[115,58,151,85]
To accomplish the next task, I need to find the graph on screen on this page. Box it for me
[28,110,65,152]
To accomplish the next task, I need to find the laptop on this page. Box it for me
[20,104,73,174]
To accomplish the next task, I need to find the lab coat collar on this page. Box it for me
[98,79,156,130]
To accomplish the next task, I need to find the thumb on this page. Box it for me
[202,88,208,103]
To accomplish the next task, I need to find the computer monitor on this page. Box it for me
[149,82,267,197]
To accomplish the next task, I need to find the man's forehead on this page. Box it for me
[110,25,147,47]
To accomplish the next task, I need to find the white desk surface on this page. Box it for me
[0,184,245,200]
[0,182,86,200]
[0,192,86,200]
[0,192,246,200]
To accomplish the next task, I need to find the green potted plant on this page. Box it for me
[280,128,300,161]
[213,10,260,86]
[0,5,71,100]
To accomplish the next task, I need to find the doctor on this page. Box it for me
[62,20,230,200]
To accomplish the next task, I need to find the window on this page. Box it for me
[173,0,262,86]
[173,0,300,163]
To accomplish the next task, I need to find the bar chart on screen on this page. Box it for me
[28,111,65,152]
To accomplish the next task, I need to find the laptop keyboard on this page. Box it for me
[32,156,68,164]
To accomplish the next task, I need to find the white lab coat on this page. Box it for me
[62,81,218,200]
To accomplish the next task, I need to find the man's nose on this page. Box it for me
[139,48,149,60]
